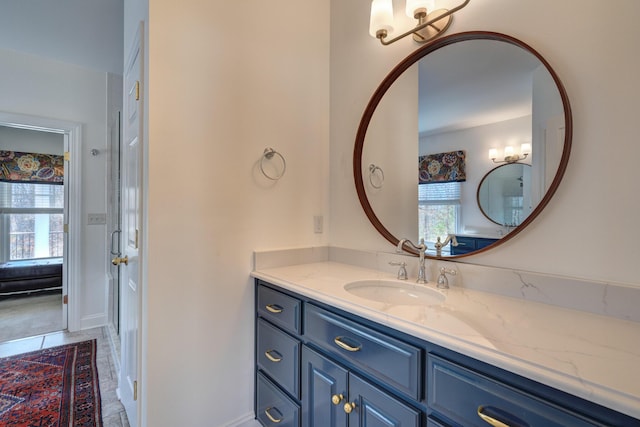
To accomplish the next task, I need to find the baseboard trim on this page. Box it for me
[221,412,257,427]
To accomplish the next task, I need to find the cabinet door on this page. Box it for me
[348,374,421,427]
[302,346,348,427]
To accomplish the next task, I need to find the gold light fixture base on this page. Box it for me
[412,9,453,43]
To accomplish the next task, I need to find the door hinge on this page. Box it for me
[135,229,139,249]
[63,295,68,305]
[135,81,140,101]
[64,224,69,233]
[133,380,138,401]
[64,151,70,161]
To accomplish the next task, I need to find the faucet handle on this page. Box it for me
[437,267,456,289]
[389,261,408,280]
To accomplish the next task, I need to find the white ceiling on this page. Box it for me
[418,39,541,135]
[0,0,124,75]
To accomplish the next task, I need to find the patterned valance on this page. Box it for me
[0,151,64,184]
[419,150,466,184]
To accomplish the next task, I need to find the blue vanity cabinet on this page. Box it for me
[256,282,303,426]
[301,346,349,427]
[426,354,601,427]
[255,280,640,427]
[257,372,300,427]
[257,318,301,399]
[302,345,420,427]
[304,303,422,401]
[450,235,498,255]
[256,281,423,427]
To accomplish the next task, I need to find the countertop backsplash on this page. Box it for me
[254,246,640,323]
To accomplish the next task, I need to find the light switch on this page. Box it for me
[88,213,106,225]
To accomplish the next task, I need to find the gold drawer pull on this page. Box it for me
[331,394,344,405]
[477,406,511,427]
[264,350,282,363]
[266,304,283,313]
[334,336,362,352]
[265,407,283,423]
[343,401,356,414]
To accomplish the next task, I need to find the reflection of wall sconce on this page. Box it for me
[369,0,470,46]
[489,143,531,163]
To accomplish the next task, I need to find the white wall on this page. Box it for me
[131,0,330,425]
[0,126,64,154]
[330,0,640,286]
[0,47,112,327]
[0,0,123,75]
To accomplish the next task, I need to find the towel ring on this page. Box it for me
[260,147,286,180]
[369,164,384,189]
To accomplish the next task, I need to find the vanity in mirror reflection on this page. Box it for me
[354,31,572,258]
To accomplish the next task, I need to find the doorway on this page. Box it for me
[0,126,65,341]
[0,112,82,338]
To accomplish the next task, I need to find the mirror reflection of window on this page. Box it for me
[418,182,460,249]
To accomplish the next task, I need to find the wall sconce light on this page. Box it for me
[369,0,470,46]
[489,143,531,164]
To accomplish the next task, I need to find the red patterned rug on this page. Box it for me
[0,340,102,426]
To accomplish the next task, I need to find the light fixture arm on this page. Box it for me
[376,0,470,45]
[492,153,529,164]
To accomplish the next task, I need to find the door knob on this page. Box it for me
[331,394,344,405]
[343,402,356,414]
[112,255,129,266]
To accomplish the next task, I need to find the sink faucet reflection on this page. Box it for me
[397,238,428,284]
[434,235,458,257]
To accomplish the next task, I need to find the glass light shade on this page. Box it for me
[521,143,532,155]
[369,0,394,38]
[488,148,498,160]
[504,146,514,157]
[406,0,435,18]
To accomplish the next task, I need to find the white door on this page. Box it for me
[116,25,143,426]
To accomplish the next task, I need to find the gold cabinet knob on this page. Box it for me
[343,402,356,414]
[112,255,129,266]
[331,394,344,405]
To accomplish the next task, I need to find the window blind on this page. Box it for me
[0,182,64,213]
[418,182,461,205]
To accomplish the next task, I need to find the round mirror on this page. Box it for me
[477,163,531,227]
[354,32,572,258]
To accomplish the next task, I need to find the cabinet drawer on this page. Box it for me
[258,284,302,335]
[304,304,421,400]
[257,372,300,427]
[257,318,301,399]
[427,354,598,427]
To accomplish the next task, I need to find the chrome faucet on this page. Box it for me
[388,261,408,280]
[397,238,428,284]
[436,267,456,289]
[434,235,459,257]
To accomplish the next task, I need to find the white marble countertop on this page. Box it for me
[252,261,640,420]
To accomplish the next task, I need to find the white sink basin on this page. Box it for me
[344,280,446,306]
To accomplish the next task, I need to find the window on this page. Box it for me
[0,182,64,261]
[418,182,460,248]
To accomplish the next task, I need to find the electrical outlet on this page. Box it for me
[88,213,106,225]
[313,215,323,233]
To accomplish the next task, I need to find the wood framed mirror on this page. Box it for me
[353,31,572,258]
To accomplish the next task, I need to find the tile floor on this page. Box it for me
[0,326,130,426]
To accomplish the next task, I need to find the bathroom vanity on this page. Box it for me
[252,252,640,427]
